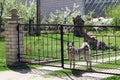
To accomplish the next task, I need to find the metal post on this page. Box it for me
[17,24,20,62]
[60,25,64,68]
[36,0,41,35]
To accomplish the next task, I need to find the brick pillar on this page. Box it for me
[5,8,23,66]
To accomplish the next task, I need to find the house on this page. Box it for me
[41,0,120,17]
[84,0,120,17]
[22,0,120,17]
[40,0,84,17]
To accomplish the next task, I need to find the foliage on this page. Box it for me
[0,0,36,24]
[84,12,112,26]
[42,3,81,24]
[105,4,120,26]
[84,11,93,25]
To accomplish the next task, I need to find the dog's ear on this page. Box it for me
[72,42,74,46]
[67,42,69,46]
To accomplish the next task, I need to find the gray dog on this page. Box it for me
[67,42,92,69]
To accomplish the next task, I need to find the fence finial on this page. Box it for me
[6,8,22,23]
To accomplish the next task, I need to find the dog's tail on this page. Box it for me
[81,42,90,49]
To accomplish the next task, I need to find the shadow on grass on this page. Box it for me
[7,62,31,74]
[72,69,84,77]
[62,68,96,78]
[60,70,74,80]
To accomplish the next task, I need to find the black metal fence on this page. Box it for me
[61,25,120,72]
[19,24,62,67]
[17,24,120,74]
[0,23,120,74]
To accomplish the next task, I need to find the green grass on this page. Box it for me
[43,60,120,78]
[0,64,42,71]
[0,37,43,71]
[102,76,120,80]
[43,67,87,78]
[0,38,6,71]
[24,32,120,61]
[0,30,120,71]
[93,59,120,69]
[43,69,72,78]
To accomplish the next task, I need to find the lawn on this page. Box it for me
[43,59,120,78]
[0,29,120,71]
[103,76,120,80]
[93,59,120,69]
[0,37,41,71]
[0,37,7,71]
[24,30,120,60]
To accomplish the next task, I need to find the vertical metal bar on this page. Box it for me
[47,34,48,58]
[102,35,104,63]
[61,25,64,68]
[36,0,41,35]
[43,34,45,58]
[108,36,110,63]
[96,35,98,62]
[34,33,36,60]
[50,34,52,58]
[38,34,40,64]
[56,33,57,58]
[26,24,29,61]
[25,25,27,59]
[79,29,81,60]
[28,28,31,59]
[115,35,117,64]
[17,24,20,62]
[51,34,53,58]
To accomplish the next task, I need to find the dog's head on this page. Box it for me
[67,42,74,52]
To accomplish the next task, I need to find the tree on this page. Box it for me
[0,0,36,24]
[105,4,120,26]
[42,3,81,24]
[0,0,5,32]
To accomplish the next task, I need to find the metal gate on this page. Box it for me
[19,24,63,67]
[19,24,120,75]
[62,25,120,75]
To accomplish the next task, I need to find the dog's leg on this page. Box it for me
[86,61,89,69]
[68,53,71,68]
[73,58,75,69]
[84,54,88,69]
[89,56,92,70]
[85,54,90,69]
[86,54,92,70]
